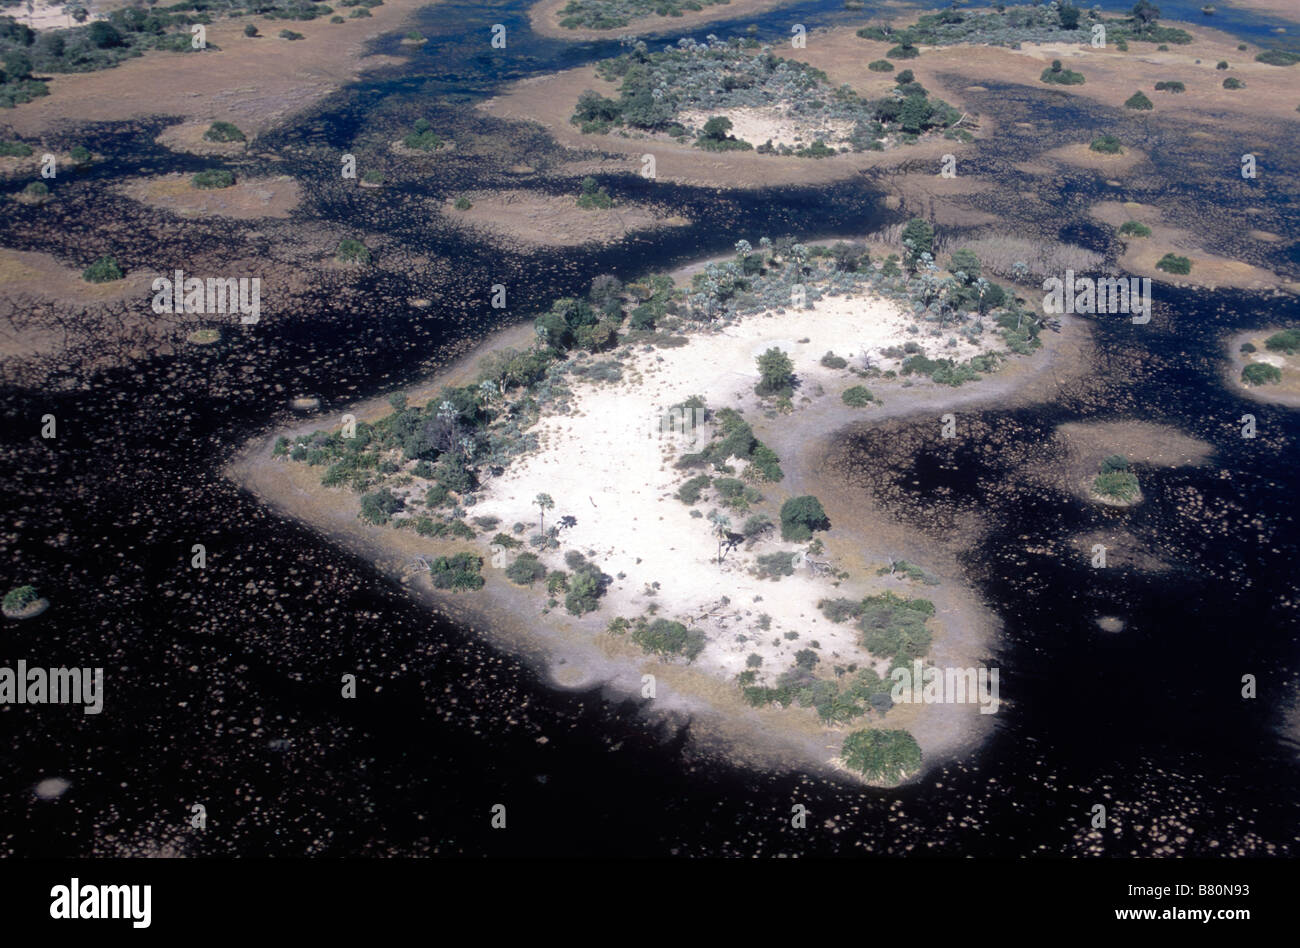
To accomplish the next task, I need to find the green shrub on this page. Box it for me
[755,347,795,397]
[1263,329,1300,354]
[841,729,922,780]
[3,585,40,612]
[337,238,372,264]
[1040,60,1085,85]
[867,59,894,72]
[1089,134,1123,154]
[576,176,613,209]
[505,552,548,585]
[1240,342,1256,354]
[887,43,920,59]
[82,256,123,283]
[1156,253,1191,274]
[1093,470,1140,501]
[1153,80,1185,93]
[279,29,304,40]
[1255,50,1300,66]
[1124,91,1154,110]
[1100,454,1130,474]
[22,180,49,199]
[780,495,830,541]
[359,488,403,524]
[192,169,235,189]
[755,551,796,579]
[842,385,874,407]
[820,351,848,369]
[1217,61,1229,70]
[244,23,259,37]
[696,115,753,152]
[1118,220,1151,237]
[1242,362,1282,386]
[203,121,246,143]
[0,140,33,157]
[453,196,472,210]
[675,474,710,505]
[425,553,484,591]
[632,617,706,660]
[564,563,606,615]
[1222,77,1245,89]
[402,119,444,151]
[857,592,933,662]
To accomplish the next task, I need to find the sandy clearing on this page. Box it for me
[117,173,303,220]
[467,290,985,688]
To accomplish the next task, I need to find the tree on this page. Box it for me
[700,116,734,141]
[1130,0,1160,31]
[707,510,732,565]
[900,217,934,271]
[780,495,830,541]
[1058,3,1081,29]
[949,248,981,283]
[831,241,867,272]
[756,347,795,397]
[244,23,258,37]
[88,20,122,47]
[3,50,32,81]
[535,493,554,535]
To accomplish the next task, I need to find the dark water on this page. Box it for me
[1,0,1298,857]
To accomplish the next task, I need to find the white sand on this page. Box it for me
[679,106,854,151]
[468,291,959,684]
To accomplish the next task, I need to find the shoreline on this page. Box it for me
[228,259,1090,783]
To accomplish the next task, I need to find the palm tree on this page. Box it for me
[707,510,732,566]
[535,493,554,535]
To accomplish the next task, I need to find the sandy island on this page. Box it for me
[231,248,1090,782]
[527,0,797,41]
[441,189,691,248]
[118,173,303,220]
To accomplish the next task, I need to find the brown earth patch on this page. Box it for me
[440,189,690,247]
[117,173,303,219]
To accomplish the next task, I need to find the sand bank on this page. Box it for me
[231,263,1087,780]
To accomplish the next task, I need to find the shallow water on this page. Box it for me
[0,0,1297,856]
